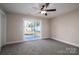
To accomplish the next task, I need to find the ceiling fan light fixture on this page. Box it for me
[41,11,47,14]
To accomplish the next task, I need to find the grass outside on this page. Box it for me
[24,31,41,41]
[24,31,41,36]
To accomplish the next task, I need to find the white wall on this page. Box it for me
[51,9,79,47]
[7,13,50,43]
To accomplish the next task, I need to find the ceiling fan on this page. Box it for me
[37,3,56,16]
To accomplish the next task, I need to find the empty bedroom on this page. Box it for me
[0,3,79,55]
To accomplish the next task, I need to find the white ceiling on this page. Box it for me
[0,3,79,18]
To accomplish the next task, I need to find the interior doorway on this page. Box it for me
[24,20,42,41]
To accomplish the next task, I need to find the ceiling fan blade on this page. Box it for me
[45,3,49,8]
[41,3,49,10]
[41,5,45,10]
[46,9,56,11]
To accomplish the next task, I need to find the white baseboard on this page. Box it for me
[51,37,79,47]
[6,40,25,45]
[6,37,79,47]
[6,37,49,45]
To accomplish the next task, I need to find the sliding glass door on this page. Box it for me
[24,20,41,41]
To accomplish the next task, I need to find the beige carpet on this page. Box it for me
[0,39,79,55]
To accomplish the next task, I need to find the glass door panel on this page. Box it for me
[24,20,41,41]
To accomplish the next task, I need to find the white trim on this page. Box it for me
[6,37,49,45]
[0,12,1,51]
[6,40,25,45]
[51,37,79,47]
[0,47,1,51]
